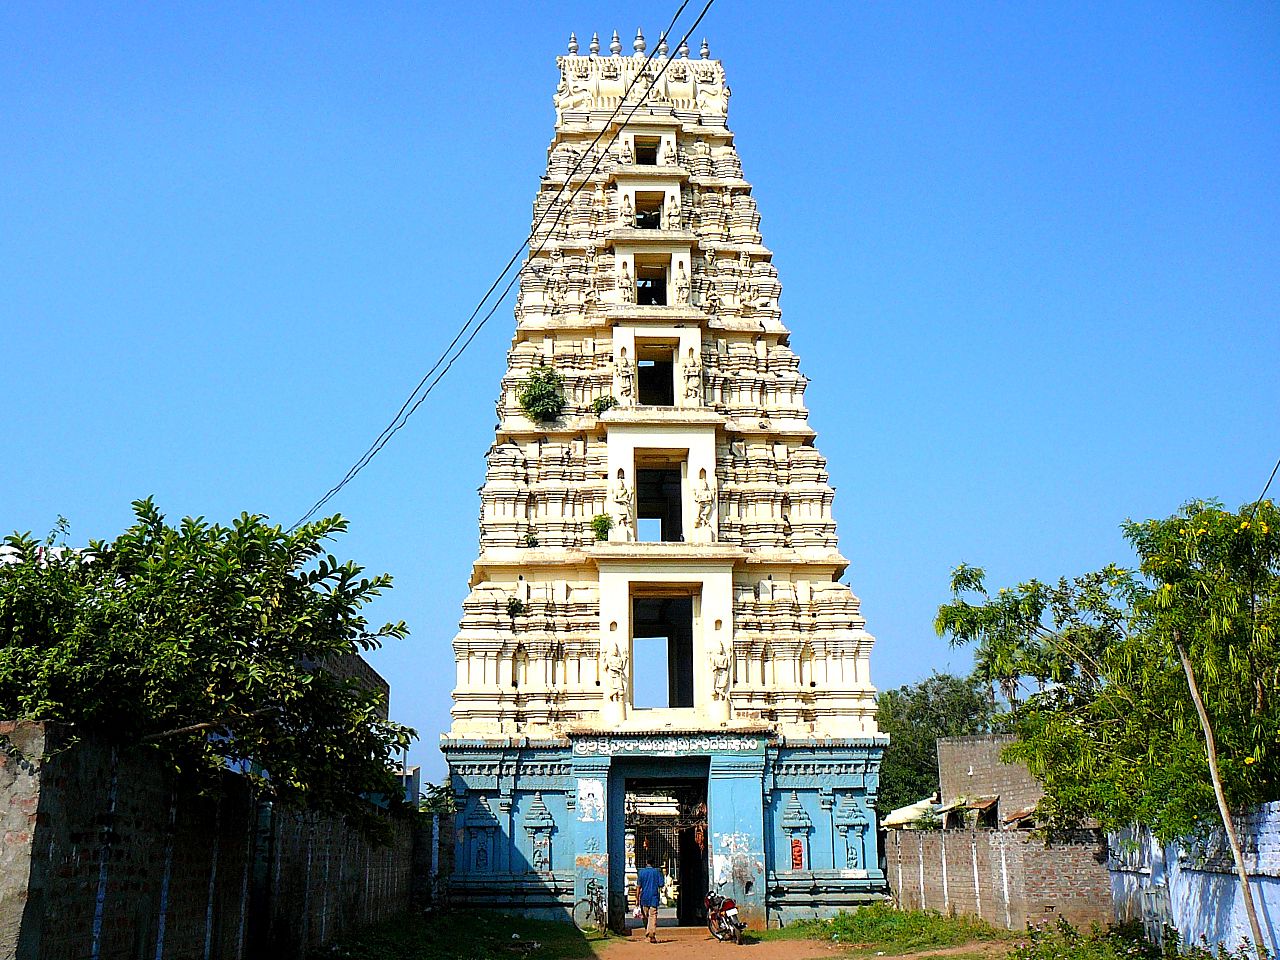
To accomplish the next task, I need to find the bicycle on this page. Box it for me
[571,877,608,932]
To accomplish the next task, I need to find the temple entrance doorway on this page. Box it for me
[623,776,709,927]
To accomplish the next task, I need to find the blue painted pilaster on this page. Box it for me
[571,754,612,925]
[708,751,767,928]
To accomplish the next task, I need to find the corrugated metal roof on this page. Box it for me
[1002,802,1038,824]
[882,797,934,827]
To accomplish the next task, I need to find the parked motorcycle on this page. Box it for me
[704,889,745,944]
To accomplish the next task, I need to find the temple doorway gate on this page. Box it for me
[623,776,709,926]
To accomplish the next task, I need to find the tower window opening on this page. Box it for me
[636,264,667,305]
[636,466,683,542]
[636,343,675,405]
[631,595,694,708]
[634,137,660,165]
[634,191,664,229]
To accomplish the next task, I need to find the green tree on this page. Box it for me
[419,780,457,815]
[0,499,416,835]
[875,672,995,812]
[936,499,1278,956]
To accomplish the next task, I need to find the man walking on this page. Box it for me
[635,857,664,943]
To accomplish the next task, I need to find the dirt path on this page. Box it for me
[593,927,1006,960]
[597,926,841,960]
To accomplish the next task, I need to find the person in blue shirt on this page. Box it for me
[635,858,664,943]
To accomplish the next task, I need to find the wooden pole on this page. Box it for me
[1177,642,1266,957]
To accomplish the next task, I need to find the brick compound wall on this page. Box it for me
[887,734,1111,931]
[0,722,413,960]
[885,826,1112,930]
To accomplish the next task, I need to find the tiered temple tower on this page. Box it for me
[442,31,886,927]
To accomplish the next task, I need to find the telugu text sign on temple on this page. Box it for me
[442,32,887,928]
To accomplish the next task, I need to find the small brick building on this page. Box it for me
[937,734,1043,824]
[884,734,1112,929]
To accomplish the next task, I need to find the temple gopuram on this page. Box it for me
[442,30,886,928]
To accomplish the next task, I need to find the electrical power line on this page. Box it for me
[290,0,717,530]
[302,9,693,507]
[1246,454,1280,523]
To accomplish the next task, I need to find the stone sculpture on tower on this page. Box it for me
[442,31,886,928]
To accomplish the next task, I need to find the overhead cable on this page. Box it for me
[289,0,717,530]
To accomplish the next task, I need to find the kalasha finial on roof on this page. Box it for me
[610,30,622,55]
[657,33,669,56]
[700,38,711,59]
[568,33,578,55]
[590,32,600,55]
[633,27,645,55]
[678,38,690,58]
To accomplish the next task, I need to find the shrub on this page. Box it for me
[591,395,617,415]
[310,910,600,960]
[518,365,565,422]
[1012,919,1269,960]
[590,514,613,541]
[506,597,525,618]
[788,904,999,952]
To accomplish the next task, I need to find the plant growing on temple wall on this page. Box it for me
[506,596,525,618]
[937,498,1279,955]
[590,514,613,541]
[517,365,565,422]
[0,499,416,837]
[591,395,617,415]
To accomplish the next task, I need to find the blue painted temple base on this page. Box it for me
[442,732,885,927]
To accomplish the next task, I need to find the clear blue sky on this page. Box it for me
[3,3,1277,781]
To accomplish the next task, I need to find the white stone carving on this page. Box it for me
[555,71,592,113]
[674,262,691,305]
[696,82,729,117]
[618,261,635,304]
[584,247,599,310]
[682,345,701,400]
[603,644,628,703]
[664,192,681,231]
[546,249,567,311]
[689,466,717,547]
[614,346,635,406]
[611,468,634,541]
[711,642,731,701]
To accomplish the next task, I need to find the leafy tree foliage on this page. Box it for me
[936,500,1279,842]
[0,499,416,834]
[418,780,457,815]
[875,672,995,812]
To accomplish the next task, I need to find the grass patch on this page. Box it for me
[311,910,605,960]
[780,903,1005,955]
